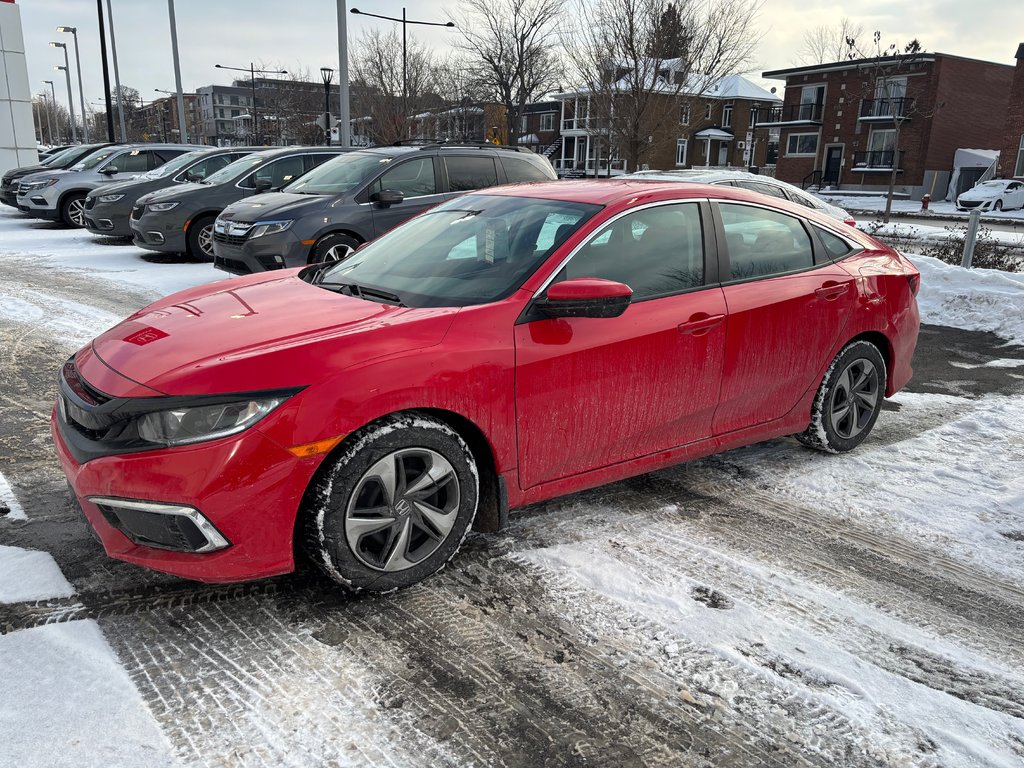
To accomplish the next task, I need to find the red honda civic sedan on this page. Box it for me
[52,180,920,592]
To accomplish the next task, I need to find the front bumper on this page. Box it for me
[16,185,60,217]
[51,404,314,583]
[213,228,308,275]
[84,198,134,237]
[130,208,188,253]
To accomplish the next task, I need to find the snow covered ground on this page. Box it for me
[1,205,1023,767]
[815,193,1024,221]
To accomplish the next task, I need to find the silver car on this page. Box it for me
[16,143,201,226]
[624,169,856,225]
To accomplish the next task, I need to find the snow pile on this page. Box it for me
[911,254,1024,345]
[0,471,26,521]
[817,193,1024,221]
[0,621,178,768]
[0,545,76,603]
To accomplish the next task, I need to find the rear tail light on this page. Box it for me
[906,273,920,297]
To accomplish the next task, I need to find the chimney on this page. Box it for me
[1016,43,1024,61]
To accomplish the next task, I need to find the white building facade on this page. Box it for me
[0,0,38,174]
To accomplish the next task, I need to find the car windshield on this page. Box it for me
[315,194,602,308]
[42,147,81,166]
[283,152,393,195]
[202,154,267,185]
[71,148,119,171]
[976,181,1008,190]
[138,150,204,180]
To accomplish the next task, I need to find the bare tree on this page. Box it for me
[847,33,932,223]
[454,0,564,143]
[796,17,863,65]
[350,28,438,145]
[563,0,761,173]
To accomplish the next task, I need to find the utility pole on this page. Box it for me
[92,4,115,141]
[167,0,189,143]
[105,0,128,141]
[337,0,350,146]
[41,81,55,144]
[50,43,77,142]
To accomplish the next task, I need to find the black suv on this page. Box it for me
[211,143,556,274]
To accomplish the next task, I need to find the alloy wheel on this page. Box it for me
[829,358,879,439]
[344,448,460,572]
[197,224,215,257]
[323,243,353,262]
[68,198,85,227]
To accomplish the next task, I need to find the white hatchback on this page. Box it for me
[956,179,1024,212]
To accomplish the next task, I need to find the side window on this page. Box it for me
[501,156,550,183]
[375,157,437,197]
[306,153,337,171]
[180,154,232,181]
[814,226,854,261]
[784,188,819,209]
[154,149,188,164]
[254,156,305,188]
[109,150,150,173]
[735,180,787,200]
[444,156,498,192]
[720,203,814,280]
[553,203,705,300]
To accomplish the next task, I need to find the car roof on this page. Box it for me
[350,143,544,158]
[246,146,351,159]
[628,169,794,187]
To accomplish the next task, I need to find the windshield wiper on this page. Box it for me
[318,281,406,307]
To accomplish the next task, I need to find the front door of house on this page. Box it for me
[823,146,843,184]
[718,144,729,166]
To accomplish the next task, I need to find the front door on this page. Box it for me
[712,201,857,435]
[369,156,447,236]
[823,146,843,184]
[718,143,729,166]
[515,201,727,488]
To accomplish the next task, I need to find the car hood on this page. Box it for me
[219,192,331,222]
[3,163,48,180]
[19,168,74,185]
[82,270,458,396]
[959,189,1001,201]
[138,181,208,205]
[86,178,145,197]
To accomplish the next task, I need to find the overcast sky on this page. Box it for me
[18,0,1024,116]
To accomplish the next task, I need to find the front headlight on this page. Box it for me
[147,201,179,212]
[24,178,59,190]
[97,193,126,203]
[137,397,287,447]
[248,220,293,239]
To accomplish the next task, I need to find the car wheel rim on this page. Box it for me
[197,225,214,256]
[995,201,1003,211]
[323,243,353,262]
[829,358,879,439]
[345,448,460,572]
[69,199,85,226]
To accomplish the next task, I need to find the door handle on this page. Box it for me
[815,282,849,301]
[678,313,725,336]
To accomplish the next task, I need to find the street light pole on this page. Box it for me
[349,7,455,138]
[167,0,189,143]
[215,63,287,145]
[56,27,89,142]
[41,81,55,144]
[104,0,128,142]
[337,0,350,147]
[320,67,334,146]
[50,44,77,142]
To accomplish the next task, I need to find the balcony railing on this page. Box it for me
[851,150,904,171]
[754,102,823,125]
[859,97,915,120]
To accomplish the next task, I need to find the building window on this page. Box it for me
[722,104,733,128]
[799,85,825,121]
[540,112,555,132]
[680,104,690,124]
[867,128,896,153]
[786,132,819,156]
[520,114,529,133]
[1016,135,1024,177]
[676,138,688,167]
[230,95,239,106]
[704,104,712,121]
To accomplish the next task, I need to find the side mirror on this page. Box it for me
[536,278,632,319]
[370,188,404,208]
[253,178,272,193]
[100,166,118,176]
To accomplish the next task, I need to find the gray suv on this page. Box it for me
[83,146,262,239]
[2,143,115,207]
[130,146,350,261]
[16,143,201,226]
[211,144,556,274]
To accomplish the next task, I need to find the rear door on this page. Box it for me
[368,155,446,236]
[515,201,727,488]
[711,201,858,435]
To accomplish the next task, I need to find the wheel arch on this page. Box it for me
[847,330,895,394]
[308,228,366,262]
[57,188,89,213]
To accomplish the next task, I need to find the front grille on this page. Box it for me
[131,203,144,220]
[958,200,984,209]
[212,231,247,246]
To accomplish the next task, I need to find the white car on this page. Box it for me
[624,169,857,226]
[956,179,1024,212]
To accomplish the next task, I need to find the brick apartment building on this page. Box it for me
[760,53,1014,199]
[998,43,1024,178]
[550,74,781,176]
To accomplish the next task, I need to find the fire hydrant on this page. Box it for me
[921,193,931,212]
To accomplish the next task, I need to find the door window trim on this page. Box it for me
[519,198,719,325]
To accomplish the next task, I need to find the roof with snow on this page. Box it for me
[554,72,780,103]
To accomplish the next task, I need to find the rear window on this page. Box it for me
[445,156,498,192]
[501,156,551,183]
[814,226,854,261]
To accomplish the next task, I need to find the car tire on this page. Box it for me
[310,233,360,265]
[796,340,887,454]
[302,412,479,593]
[60,193,87,227]
[187,214,217,262]
[994,200,1003,212]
